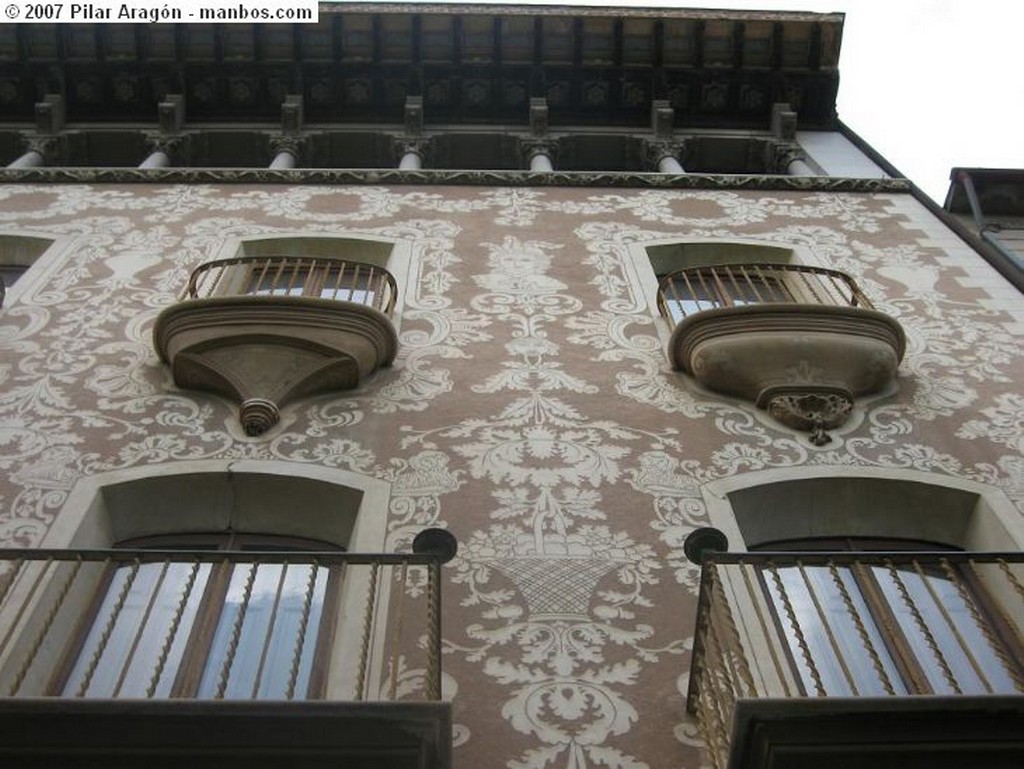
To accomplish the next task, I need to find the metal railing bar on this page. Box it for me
[389,562,408,702]
[911,559,990,692]
[963,559,1024,693]
[75,558,140,698]
[705,551,1024,567]
[739,561,792,698]
[0,558,43,659]
[0,548,440,567]
[657,262,873,322]
[356,561,380,701]
[285,560,320,701]
[828,560,896,695]
[0,547,446,704]
[7,558,82,696]
[884,559,961,694]
[765,561,827,695]
[797,560,860,695]
[425,560,442,701]
[184,256,397,311]
[113,559,171,697]
[250,561,290,699]
[215,561,258,700]
[146,559,202,698]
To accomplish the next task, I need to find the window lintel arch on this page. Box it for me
[700,467,1024,554]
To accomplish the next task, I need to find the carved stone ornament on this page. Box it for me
[759,385,855,445]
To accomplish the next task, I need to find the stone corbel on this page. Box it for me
[769,142,815,176]
[521,139,558,169]
[24,135,60,163]
[645,139,687,172]
[395,137,429,170]
[145,133,191,165]
[270,134,306,167]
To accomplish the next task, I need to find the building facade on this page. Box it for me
[1,5,1023,768]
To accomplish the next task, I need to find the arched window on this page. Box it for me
[59,533,342,700]
[0,234,58,306]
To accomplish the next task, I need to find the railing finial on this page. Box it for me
[412,528,458,564]
[684,527,729,564]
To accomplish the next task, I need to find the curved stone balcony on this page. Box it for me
[659,264,905,442]
[154,255,398,435]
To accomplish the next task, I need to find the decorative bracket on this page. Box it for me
[644,139,686,170]
[758,385,855,446]
[521,139,558,166]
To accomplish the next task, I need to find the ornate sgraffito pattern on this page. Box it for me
[1,184,1023,768]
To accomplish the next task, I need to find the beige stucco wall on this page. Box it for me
[1,184,1023,768]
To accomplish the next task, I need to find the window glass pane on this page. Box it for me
[197,562,330,699]
[765,565,906,696]
[0,265,27,288]
[872,565,1018,694]
[64,561,211,698]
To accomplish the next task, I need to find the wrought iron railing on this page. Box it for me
[687,552,1024,769]
[658,263,872,323]
[185,255,398,315]
[0,546,445,702]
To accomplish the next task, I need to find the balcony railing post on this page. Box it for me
[425,558,442,701]
[355,560,380,701]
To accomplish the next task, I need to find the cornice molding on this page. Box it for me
[321,3,845,24]
[0,167,912,193]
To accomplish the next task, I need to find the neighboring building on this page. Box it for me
[1,5,1024,769]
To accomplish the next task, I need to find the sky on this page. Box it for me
[379,0,1024,203]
